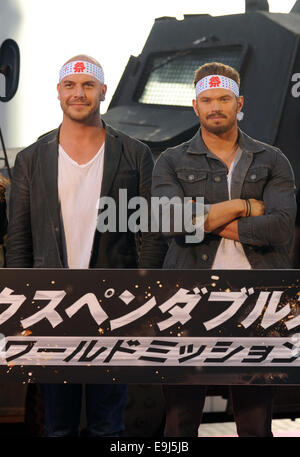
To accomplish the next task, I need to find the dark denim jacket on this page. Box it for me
[152,128,296,269]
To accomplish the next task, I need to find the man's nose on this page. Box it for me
[74,84,85,97]
[210,99,221,110]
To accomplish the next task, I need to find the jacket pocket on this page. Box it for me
[242,167,269,199]
[176,170,208,197]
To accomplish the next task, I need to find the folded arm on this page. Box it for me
[152,153,250,239]
[214,151,296,246]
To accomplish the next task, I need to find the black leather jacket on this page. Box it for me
[6,123,168,269]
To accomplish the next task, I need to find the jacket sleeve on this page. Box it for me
[238,150,296,247]
[6,152,34,267]
[137,145,169,268]
[151,151,210,240]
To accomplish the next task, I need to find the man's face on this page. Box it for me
[57,74,107,123]
[192,87,243,135]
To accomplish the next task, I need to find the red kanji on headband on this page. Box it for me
[209,76,221,88]
[74,62,86,73]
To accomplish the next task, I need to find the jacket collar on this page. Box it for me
[38,119,119,144]
[99,121,122,198]
[187,128,266,155]
[39,121,123,199]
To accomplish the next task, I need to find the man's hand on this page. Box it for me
[213,199,265,241]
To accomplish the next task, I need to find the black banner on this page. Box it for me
[0,269,300,384]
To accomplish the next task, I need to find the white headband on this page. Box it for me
[196,75,239,97]
[59,60,105,84]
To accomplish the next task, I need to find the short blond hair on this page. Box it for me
[63,54,102,69]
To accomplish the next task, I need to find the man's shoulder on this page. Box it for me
[154,139,194,171]
[240,130,294,176]
[105,123,149,152]
[158,139,191,162]
[16,128,58,160]
[240,130,283,156]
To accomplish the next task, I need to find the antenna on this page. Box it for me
[245,0,269,12]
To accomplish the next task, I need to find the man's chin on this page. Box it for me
[62,105,100,124]
[68,114,90,123]
[64,110,95,124]
[202,120,236,135]
[205,125,231,134]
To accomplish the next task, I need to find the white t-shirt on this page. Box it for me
[58,143,105,268]
[212,147,251,270]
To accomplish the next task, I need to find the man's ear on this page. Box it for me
[57,83,61,100]
[192,99,199,118]
[101,84,107,101]
[237,95,244,113]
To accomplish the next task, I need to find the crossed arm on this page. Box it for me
[152,150,296,247]
[212,153,296,246]
[204,198,264,239]
[152,153,265,238]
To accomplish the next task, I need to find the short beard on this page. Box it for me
[61,102,101,125]
[67,111,100,125]
[201,115,237,135]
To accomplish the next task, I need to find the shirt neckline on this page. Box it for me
[59,142,105,168]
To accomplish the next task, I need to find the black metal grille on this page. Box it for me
[136,45,245,107]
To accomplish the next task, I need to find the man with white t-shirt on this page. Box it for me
[6,54,167,436]
[152,62,296,436]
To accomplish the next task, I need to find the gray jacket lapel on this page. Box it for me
[230,151,253,199]
[100,126,122,198]
[230,129,266,200]
[38,129,64,264]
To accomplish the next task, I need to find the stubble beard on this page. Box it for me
[201,114,237,135]
[61,101,101,125]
